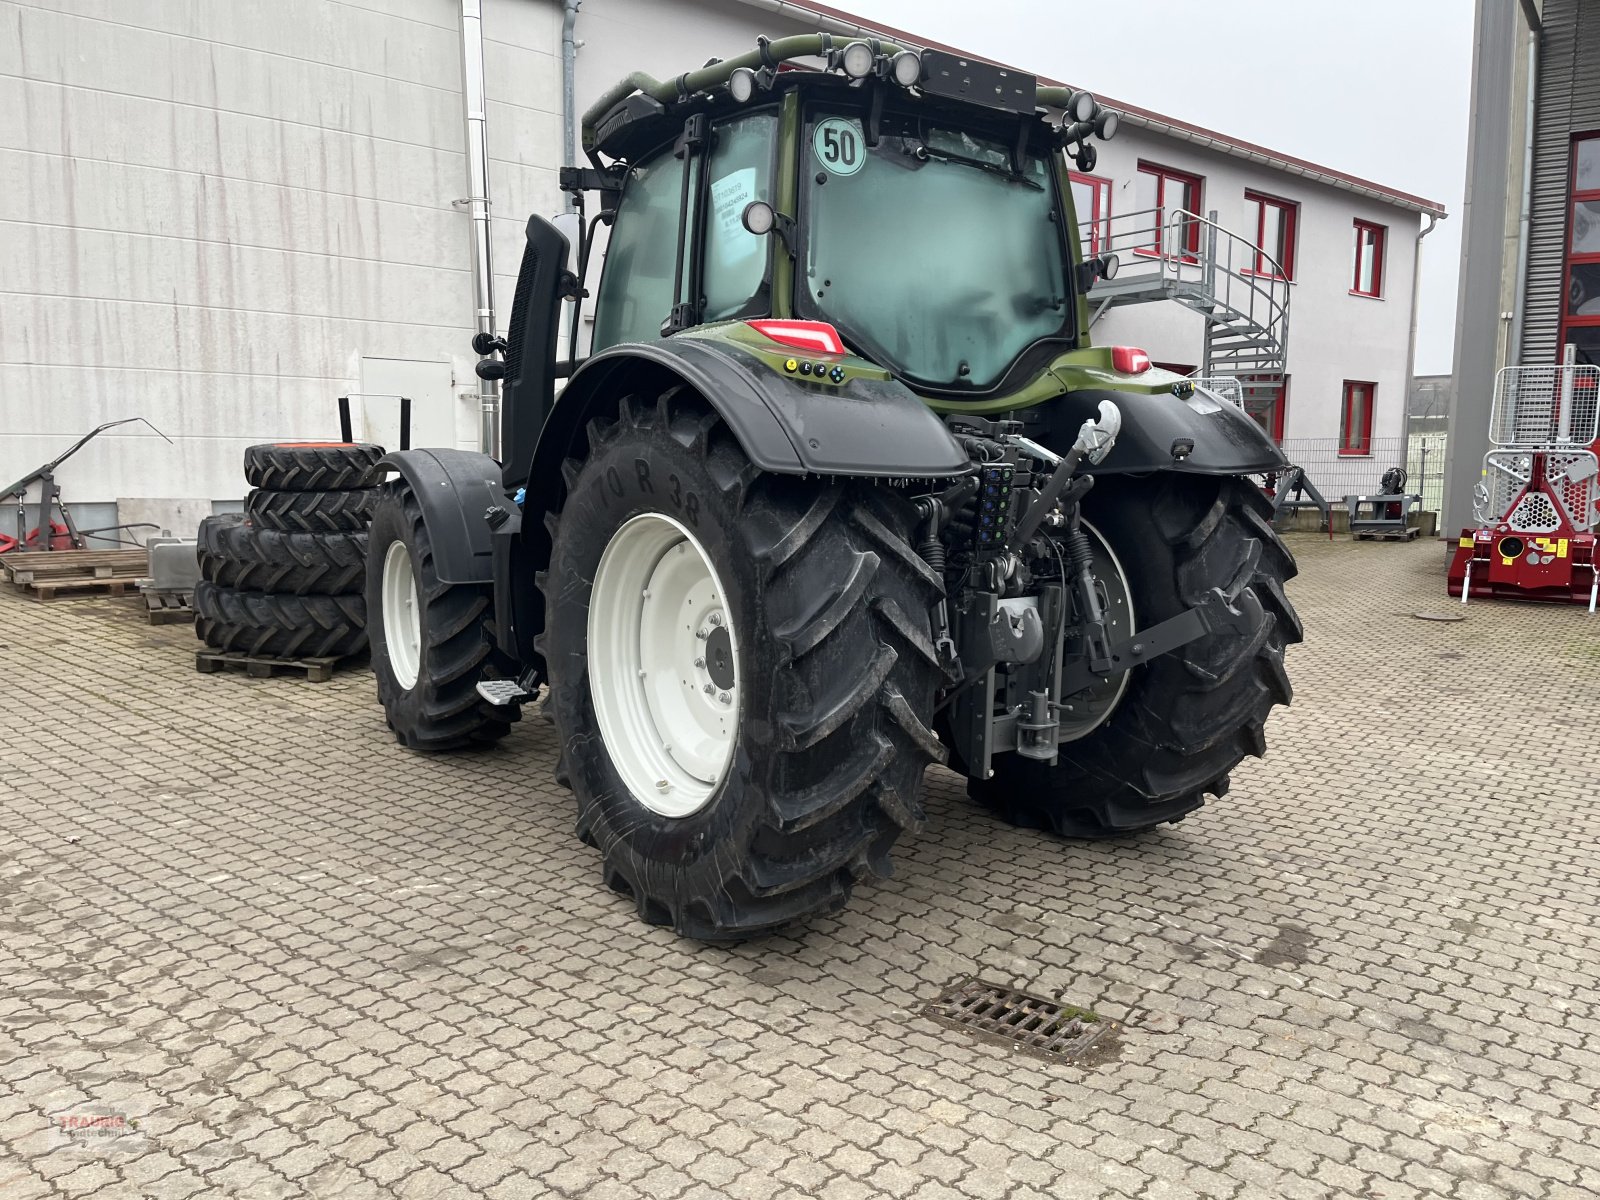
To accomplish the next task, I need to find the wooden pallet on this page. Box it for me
[143,589,194,625]
[1352,527,1422,542]
[3,548,149,599]
[194,649,344,682]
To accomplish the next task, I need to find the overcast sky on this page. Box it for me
[846,0,1474,375]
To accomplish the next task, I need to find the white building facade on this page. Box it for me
[0,0,1444,539]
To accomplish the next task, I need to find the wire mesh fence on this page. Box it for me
[1275,436,1448,513]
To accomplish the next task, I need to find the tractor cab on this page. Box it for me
[565,44,1120,397]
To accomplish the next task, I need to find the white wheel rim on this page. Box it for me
[588,513,738,818]
[382,540,422,690]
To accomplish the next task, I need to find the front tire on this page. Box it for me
[366,481,515,750]
[971,473,1300,836]
[541,389,946,941]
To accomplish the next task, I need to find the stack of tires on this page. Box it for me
[193,443,384,662]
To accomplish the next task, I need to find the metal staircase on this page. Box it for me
[1083,208,1290,403]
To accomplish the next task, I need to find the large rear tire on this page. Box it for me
[970,474,1300,836]
[366,481,515,750]
[541,389,946,941]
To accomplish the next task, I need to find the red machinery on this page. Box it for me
[1447,363,1600,611]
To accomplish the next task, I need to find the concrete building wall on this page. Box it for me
[1,0,562,513]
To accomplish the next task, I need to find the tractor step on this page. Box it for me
[476,679,531,707]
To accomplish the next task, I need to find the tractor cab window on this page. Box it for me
[798,111,1071,391]
[592,145,691,350]
[702,110,777,321]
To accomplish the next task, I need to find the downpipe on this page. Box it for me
[562,0,582,210]
[459,0,500,458]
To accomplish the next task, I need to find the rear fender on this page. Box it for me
[1033,386,1290,475]
[508,335,970,680]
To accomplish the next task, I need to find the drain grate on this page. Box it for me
[922,977,1117,1063]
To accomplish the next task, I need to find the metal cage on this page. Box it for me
[1488,365,1600,448]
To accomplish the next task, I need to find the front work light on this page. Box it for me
[728,66,757,103]
[1095,109,1119,140]
[889,50,922,86]
[1066,90,1096,122]
[840,40,875,79]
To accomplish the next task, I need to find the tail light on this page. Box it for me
[1111,345,1151,374]
[746,319,846,356]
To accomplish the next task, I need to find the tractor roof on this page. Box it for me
[583,33,1079,164]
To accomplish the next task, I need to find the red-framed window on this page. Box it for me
[1135,161,1202,258]
[1247,190,1297,280]
[1070,171,1112,257]
[1242,374,1288,443]
[1352,220,1386,297]
[1559,132,1600,365]
[1340,380,1376,455]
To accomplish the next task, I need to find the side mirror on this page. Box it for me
[551,211,582,249]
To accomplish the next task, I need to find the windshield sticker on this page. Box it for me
[710,167,758,237]
[813,117,865,177]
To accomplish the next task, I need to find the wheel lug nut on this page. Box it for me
[696,629,709,640]
[718,692,731,705]
[703,683,715,695]
[694,657,706,669]
[708,613,722,626]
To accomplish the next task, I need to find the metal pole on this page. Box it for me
[460,0,500,458]
[1506,10,1540,365]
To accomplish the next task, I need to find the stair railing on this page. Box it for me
[1082,206,1291,378]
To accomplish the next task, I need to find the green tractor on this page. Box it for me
[366,34,1301,940]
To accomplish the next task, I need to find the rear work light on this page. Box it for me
[1111,345,1151,374]
[746,319,847,356]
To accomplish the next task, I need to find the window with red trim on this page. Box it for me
[1247,191,1297,280]
[1340,381,1376,454]
[1352,221,1386,297]
[1559,132,1600,364]
[1241,374,1287,443]
[1136,161,1202,258]
[1070,171,1112,257]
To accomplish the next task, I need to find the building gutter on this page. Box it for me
[459,0,499,458]
[562,0,581,210]
[1506,7,1540,365]
[1399,212,1441,467]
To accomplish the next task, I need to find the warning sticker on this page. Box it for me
[813,117,865,177]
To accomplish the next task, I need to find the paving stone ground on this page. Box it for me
[2,534,1598,1200]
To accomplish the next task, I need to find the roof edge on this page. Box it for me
[728,0,1448,219]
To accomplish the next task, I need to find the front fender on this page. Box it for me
[1042,386,1289,475]
[376,448,505,585]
